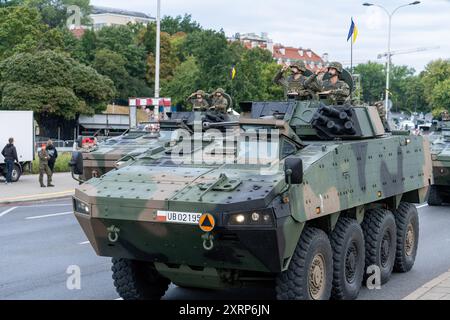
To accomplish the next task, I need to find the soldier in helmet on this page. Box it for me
[273,61,313,98]
[186,90,210,111]
[210,88,232,113]
[306,62,350,105]
[441,110,450,121]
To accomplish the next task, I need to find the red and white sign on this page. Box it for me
[129,98,171,107]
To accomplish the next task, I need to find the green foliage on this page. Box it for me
[31,151,71,173]
[430,79,450,116]
[24,0,91,28]
[0,6,46,58]
[161,56,201,107]
[352,62,385,104]
[182,29,233,90]
[161,14,201,35]
[230,47,283,105]
[353,61,431,114]
[0,50,115,119]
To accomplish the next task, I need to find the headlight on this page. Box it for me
[115,161,126,168]
[73,198,90,215]
[226,209,275,227]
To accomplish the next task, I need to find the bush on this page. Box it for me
[31,152,72,174]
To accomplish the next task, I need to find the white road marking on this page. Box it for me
[79,241,90,245]
[0,207,17,217]
[416,204,429,209]
[21,204,72,208]
[25,211,73,220]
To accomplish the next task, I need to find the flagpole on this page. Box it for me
[350,30,353,100]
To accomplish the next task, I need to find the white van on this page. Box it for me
[0,111,35,182]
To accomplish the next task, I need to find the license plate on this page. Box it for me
[156,211,202,225]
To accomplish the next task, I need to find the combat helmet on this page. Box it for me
[213,88,226,95]
[328,62,343,73]
[290,61,307,73]
[194,90,207,97]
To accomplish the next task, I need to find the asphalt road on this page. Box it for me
[1,198,449,300]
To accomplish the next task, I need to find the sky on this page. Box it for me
[91,0,450,72]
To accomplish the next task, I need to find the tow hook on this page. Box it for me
[202,233,214,251]
[107,225,120,243]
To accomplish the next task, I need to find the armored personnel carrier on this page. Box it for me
[428,118,450,206]
[72,90,432,299]
[71,110,239,182]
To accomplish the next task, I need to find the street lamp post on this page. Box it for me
[155,0,161,117]
[363,1,420,122]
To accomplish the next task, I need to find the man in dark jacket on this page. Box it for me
[1,137,19,184]
[46,140,58,173]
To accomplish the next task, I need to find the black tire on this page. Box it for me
[428,185,442,206]
[276,227,333,300]
[361,209,397,285]
[330,218,365,300]
[393,202,419,273]
[11,163,22,182]
[111,258,170,300]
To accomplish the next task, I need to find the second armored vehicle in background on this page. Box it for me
[428,118,450,206]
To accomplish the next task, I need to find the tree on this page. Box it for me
[230,47,280,104]
[181,29,233,90]
[161,14,201,35]
[0,6,46,58]
[24,0,91,28]
[161,56,201,107]
[146,32,179,85]
[421,59,450,115]
[430,79,450,117]
[0,50,115,119]
[352,62,385,104]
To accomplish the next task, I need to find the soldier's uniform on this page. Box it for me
[273,62,312,98]
[374,101,390,132]
[187,90,210,111]
[306,62,350,105]
[441,111,450,121]
[38,148,53,187]
[210,88,231,113]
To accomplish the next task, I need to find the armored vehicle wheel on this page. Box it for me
[112,258,170,300]
[330,218,365,300]
[361,209,397,285]
[428,186,443,206]
[393,203,419,273]
[276,227,333,300]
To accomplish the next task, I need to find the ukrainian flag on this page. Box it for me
[347,18,358,44]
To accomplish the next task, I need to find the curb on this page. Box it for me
[403,269,450,300]
[0,190,74,205]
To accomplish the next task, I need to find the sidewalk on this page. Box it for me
[0,172,78,204]
[403,269,450,300]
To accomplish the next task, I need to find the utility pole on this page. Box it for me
[154,0,161,118]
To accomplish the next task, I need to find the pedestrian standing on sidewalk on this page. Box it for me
[38,143,54,188]
[1,137,18,184]
[46,140,58,173]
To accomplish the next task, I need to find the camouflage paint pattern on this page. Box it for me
[73,100,432,289]
[430,119,450,199]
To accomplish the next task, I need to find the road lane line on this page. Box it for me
[21,204,72,208]
[79,241,90,245]
[0,190,74,202]
[0,207,17,217]
[25,211,73,220]
[417,204,429,209]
